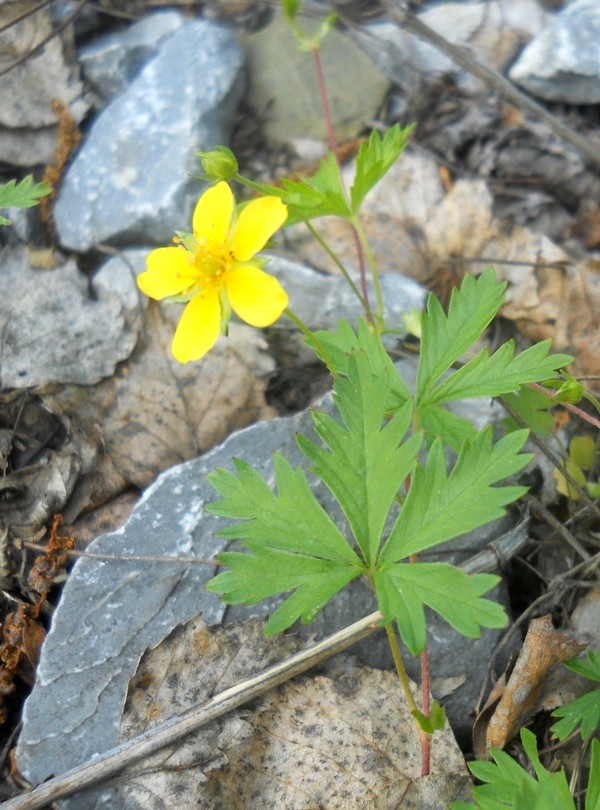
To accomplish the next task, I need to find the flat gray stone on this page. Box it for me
[54,20,244,252]
[79,10,185,102]
[17,351,508,796]
[509,0,600,103]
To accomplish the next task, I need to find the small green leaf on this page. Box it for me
[380,427,531,562]
[245,154,351,224]
[282,0,301,24]
[412,700,447,734]
[570,436,596,470]
[502,387,555,437]
[416,268,506,402]
[373,563,505,655]
[0,176,52,225]
[565,650,600,681]
[451,729,575,810]
[553,457,586,499]
[350,124,413,214]
[551,688,600,741]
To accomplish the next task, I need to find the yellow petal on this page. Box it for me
[192,181,233,244]
[225,265,288,327]
[231,197,287,262]
[171,289,221,363]
[138,247,195,299]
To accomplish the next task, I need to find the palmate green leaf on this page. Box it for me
[246,153,351,225]
[451,729,575,810]
[0,176,52,225]
[350,124,414,214]
[380,427,531,563]
[421,339,573,407]
[309,318,411,411]
[206,454,363,633]
[373,563,505,655]
[416,267,506,402]
[298,348,421,565]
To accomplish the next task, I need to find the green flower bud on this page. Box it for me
[196,146,238,182]
[554,376,584,404]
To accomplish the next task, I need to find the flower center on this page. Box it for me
[191,239,232,287]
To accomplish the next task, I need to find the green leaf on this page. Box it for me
[206,454,363,633]
[298,349,421,565]
[0,176,52,225]
[210,548,360,635]
[310,318,412,411]
[422,340,573,407]
[551,688,600,741]
[419,403,477,453]
[551,654,600,741]
[350,124,413,214]
[565,649,600,681]
[412,699,446,734]
[247,154,351,225]
[380,427,531,562]
[451,729,575,810]
[502,387,555,437]
[373,563,505,655]
[416,268,506,401]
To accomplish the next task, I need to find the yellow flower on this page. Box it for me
[137,182,288,362]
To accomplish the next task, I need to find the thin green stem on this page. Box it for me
[352,216,384,331]
[284,307,335,374]
[302,219,369,313]
[384,623,431,777]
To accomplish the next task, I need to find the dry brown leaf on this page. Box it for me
[46,305,276,490]
[484,615,586,752]
[116,618,471,809]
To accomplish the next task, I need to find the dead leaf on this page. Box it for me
[45,305,277,489]
[117,618,471,809]
[0,247,138,388]
[484,615,586,753]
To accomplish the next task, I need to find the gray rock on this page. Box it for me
[353,0,550,98]
[509,0,600,103]
[0,3,89,165]
[0,246,138,388]
[54,21,244,252]
[79,10,185,102]
[266,253,427,346]
[17,353,509,793]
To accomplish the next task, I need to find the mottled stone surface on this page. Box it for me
[509,0,600,103]
[54,20,244,251]
[79,10,185,102]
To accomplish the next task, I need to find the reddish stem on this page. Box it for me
[310,45,372,318]
[529,381,600,429]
